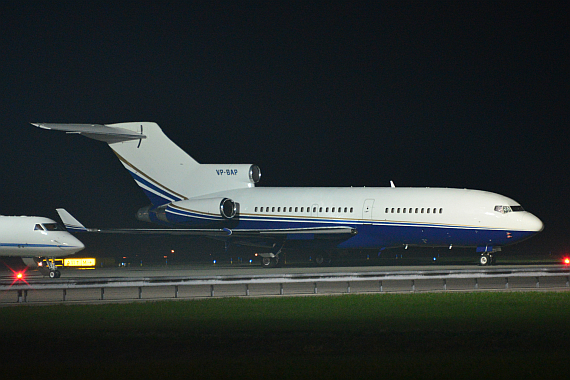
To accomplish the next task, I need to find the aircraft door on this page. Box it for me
[362,199,375,220]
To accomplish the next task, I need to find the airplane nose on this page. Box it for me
[524,213,544,232]
[56,235,85,253]
[74,238,85,252]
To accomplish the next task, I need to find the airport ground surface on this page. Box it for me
[2,256,568,279]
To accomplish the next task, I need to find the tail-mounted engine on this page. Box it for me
[137,198,239,226]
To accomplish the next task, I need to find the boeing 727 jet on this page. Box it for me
[34,122,543,266]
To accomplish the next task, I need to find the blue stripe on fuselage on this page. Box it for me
[126,169,185,205]
[158,211,536,249]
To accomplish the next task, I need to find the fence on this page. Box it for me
[2,267,569,305]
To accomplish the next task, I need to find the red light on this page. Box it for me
[4,265,30,286]
[564,258,570,265]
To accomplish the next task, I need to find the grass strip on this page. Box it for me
[2,292,569,379]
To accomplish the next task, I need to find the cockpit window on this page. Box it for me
[495,205,525,214]
[34,224,45,231]
[42,223,64,231]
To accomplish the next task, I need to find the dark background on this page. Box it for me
[1,2,568,260]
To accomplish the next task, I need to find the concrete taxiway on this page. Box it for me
[2,262,566,280]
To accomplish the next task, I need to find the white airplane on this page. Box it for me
[34,122,543,267]
[0,215,85,278]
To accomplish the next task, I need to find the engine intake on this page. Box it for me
[220,198,237,219]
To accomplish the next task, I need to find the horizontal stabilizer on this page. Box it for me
[32,123,146,143]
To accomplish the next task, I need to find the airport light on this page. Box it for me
[6,266,30,286]
[564,258,570,266]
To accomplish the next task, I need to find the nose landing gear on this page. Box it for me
[38,258,61,278]
[479,253,495,266]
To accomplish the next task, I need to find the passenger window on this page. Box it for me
[439,208,443,214]
[403,208,406,213]
[385,208,389,213]
[421,208,424,213]
[272,207,275,212]
[332,207,335,212]
[427,208,430,214]
[319,207,322,212]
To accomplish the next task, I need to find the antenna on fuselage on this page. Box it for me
[390,181,396,188]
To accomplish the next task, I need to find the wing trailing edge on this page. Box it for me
[56,209,357,238]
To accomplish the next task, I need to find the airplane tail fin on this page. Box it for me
[56,208,87,232]
[35,122,260,205]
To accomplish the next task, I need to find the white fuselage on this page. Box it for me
[164,187,543,250]
[0,215,85,257]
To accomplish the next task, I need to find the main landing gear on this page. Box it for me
[313,251,332,266]
[260,255,280,268]
[259,243,284,268]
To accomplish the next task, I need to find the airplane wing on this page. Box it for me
[56,209,357,238]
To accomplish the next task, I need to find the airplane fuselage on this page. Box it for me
[0,215,85,257]
[145,186,543,251]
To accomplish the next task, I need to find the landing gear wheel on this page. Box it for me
[314,252,332,266]
[46,259,61,278]
[479,253,492,266]
[261,257,278,268]
[49,270,59,278]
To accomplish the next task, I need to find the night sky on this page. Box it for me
[1,2,568,256]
